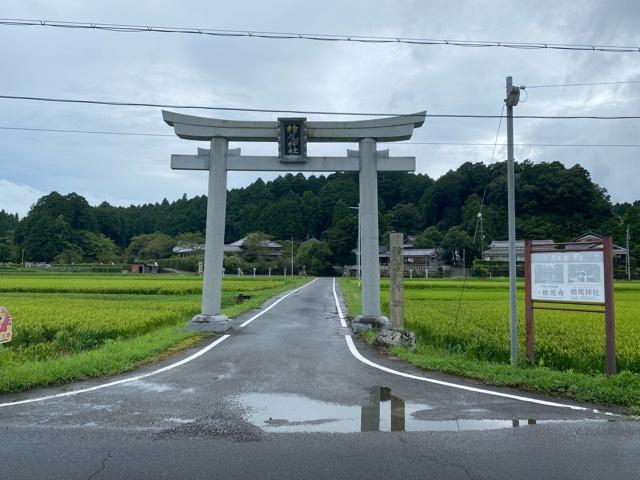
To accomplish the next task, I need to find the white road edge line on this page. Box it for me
[0,278,317,408]
[239,278,318,328]
[331,278,616,416]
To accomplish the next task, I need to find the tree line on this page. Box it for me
[1,160,637,273]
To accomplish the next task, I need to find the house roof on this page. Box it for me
[403,235,417,247]
[485,234,626,255]
[379,248,438,258]
[172,244,205,254]
[487,240,553,249]
[230,237,282,248]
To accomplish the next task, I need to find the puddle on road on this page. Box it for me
[234,386,608,433]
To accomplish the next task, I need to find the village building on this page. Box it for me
[346,235,441,277]
[379,248,440,274]
[172,237,283,259]
[172,244,205,257]
[130,262,159,274]
[482,239,554,262]
[379,234,441,274]
[227,238,284,259]
[483,232,626,262]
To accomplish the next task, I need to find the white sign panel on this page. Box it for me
[531,251,604,304]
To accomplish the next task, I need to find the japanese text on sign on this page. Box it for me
[531,251,604,303]
[278,118,307,162]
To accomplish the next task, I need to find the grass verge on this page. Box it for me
[0,323,205,393]
[338,277,640,412]
[0,277,307,393]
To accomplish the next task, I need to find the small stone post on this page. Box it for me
[389,232,404,330]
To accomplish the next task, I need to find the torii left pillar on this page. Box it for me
[191,137,230,331]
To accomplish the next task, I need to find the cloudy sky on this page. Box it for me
[1,0,639,216]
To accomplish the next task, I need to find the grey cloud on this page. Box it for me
[1,0,639,217]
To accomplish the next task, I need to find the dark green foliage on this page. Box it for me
[125,232,176,261]
[386,203,422,234]
[7,160,636,268]
[295,239,334,275]
[441,227,474,265]
[158,256,203,272]
[414,226,444,248]
[0,210,19,237]
[0,210,19,262]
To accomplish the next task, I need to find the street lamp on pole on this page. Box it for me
[477,212,484,259]
[627,225,631,281]
[506,75,521,366]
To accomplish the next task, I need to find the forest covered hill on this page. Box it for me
[1,160,638,270]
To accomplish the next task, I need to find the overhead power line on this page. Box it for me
[0,125,173,137]
[523,80,640,89]
[3,125,640,148]
[1,94,640,119]
[398,141,640,147]
[1,17,640,53]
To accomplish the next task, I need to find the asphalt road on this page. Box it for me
[1,277,638,479]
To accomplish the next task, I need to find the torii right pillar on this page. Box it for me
[352,137,389,332]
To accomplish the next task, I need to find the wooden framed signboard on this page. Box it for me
[524,237,616,375]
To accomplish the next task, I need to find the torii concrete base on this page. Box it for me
[351,315,391,333]
[188,314,231,332]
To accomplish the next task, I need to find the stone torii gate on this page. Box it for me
[163,110,426,332]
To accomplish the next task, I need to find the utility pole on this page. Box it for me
[349,205,361,285]
[477,212,484,258]
[627,225,631,281]
[21,248,25,268]
[291,236,294,277]
[506,76,520,366]
[462,248,466,278]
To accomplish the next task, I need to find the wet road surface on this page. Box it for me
[1,277,638,479]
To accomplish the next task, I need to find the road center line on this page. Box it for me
[0,279,316,409]
[331,278,616,416]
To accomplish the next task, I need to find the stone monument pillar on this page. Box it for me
[389,231,405,330]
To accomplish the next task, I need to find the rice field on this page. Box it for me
[341,278,640,374]
[0,274,289,295]
[0,273,305,392]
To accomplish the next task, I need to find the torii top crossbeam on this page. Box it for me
[162,110,426,142]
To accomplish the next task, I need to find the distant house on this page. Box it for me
[227,238,284,259]
[173,237,283,259]
[375,235,441,275]
[482,240,554,262]
[571,232,626,256]
[131,262,159,274]
[483,232,626,262]
[403,235,417,248]
[379,248,440,273]
[172,244,205,257]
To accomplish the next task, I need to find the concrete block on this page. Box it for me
[188,314,231,332]
[375,329,416,350]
